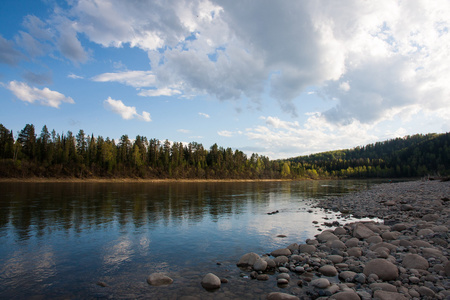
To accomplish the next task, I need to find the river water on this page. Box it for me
[0,180,385,299]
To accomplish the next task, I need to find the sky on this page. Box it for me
[1,0,449,159]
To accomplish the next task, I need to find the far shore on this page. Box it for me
[0,177,297,183]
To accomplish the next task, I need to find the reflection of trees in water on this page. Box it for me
[0,180,375,241]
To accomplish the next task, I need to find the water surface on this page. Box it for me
[0,180,383,299]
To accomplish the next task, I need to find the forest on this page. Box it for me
[0,123,449,179]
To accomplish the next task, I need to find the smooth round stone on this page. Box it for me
[277,273,290,280]
[328,255,344,264]
[366,235,383,244]
[334,227,347,235]
[409,276,420,284]
[370,282,397,292]
[432,225,448,232]
[353,223,376,239]
[271,248,292,257]
[339,271,356,282]
[278,266,289,273]
[277,278,289,285]
[257,274,269,281]
[267,292,300,300]
[353,273,366,284]
[412,240,431,248]
[201,273,221,290]
[422,247,443,259]
[418,286,435,297]
[373,290,407,300]
[381,231,399,240]
[319,265,338,277]
[312,278,330,289]
[422,214,439,221]
[147,273,174,286]
[345,238,359,248]
[253,258,268,271]
[363,259,398,281]
[347,247,362,257]
[391,223,408,231]
[330,240,346,250]
[299,244,316,254]
[329,291,360,300]
[274,256,289,265]
[317,231,339,243]
[237,252,260,267]
[402,254,429,270]
[417,228,434,236]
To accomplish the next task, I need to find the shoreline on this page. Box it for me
[0,177,293,183]
[236,179,450,299]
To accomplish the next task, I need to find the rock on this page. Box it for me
[444,261,450,276]
[253,258,268,271]
[381,231,399,240]
[334,227,347,235]
[339,271,356,282]
[345,237,359,247]
[96,281,108,287]
[328,255,343,264]
[392,223,409,231]
[257,274,269,281]
[277,278,289,285]
[412,240,431,248]
[311,278,330,289]
[267,292,300,300]
[366,235,383,244]
[370,282,397,292]
[318,265,338,277]
[347,247,362,257]
[369,242,396,252]
[317,231,339,243]
[287,243,299,252]
[422,247,443,259]
[353,223,376,239]
[147,273,174,286]
[363,259,398,281]
[329,291,360,300]
[330,240,346,250]
[373,290,407,300]
[278,267,289,273]
[262,256,277,268]
[417,228,434,236]
[422,213,439,221]
[402,254,429,270]
[237,252,260,267]
[418,286,436,297]
[299,244,316,254]
[201,273,221,290]
[273,256,289,266]
[353,273,366,284]
[271,248,292,257]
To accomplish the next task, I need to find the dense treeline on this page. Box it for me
[1,123,449,179]
[0,123,286,179]
[284,133,450,178]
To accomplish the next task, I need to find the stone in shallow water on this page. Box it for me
[271,248,292,257]
[267,292,300,300]
[147,273,174,286]
[353,223,375,239]
[201,273,221,290]
[253,258,267,271]
[311,278,330,289]
[237,252,260,267]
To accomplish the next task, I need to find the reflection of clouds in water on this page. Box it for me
[139,236,150,253]
[217,219,233,231]
[0,246,56,287]
[102,237,134,272]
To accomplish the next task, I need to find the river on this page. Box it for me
[0,180,385,299]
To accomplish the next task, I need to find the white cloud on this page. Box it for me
[92,70,156,88]
[198,112,210,118]
[217,130,233,137]
[5,81,74,108]
[177,129,190,133]
[138,87,181,97]
[103,97,151,122]
[68,73,83,79]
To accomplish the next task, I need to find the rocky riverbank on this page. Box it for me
[236,179,450,299]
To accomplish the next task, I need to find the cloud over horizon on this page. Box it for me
[5,81,74,108]
[103,97,151,122]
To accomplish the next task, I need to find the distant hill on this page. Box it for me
[283,132,450,178]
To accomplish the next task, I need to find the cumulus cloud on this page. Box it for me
[103,97,151,122]
[92,71,156,88]
[217,130,233,137]
[5,81,74,108]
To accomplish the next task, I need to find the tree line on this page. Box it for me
[0,123,284,179]
[1,123,448,179]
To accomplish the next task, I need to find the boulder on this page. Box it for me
[299,244,316,254]
[253,258,268,271]
[339,271,356,282]
[311,278,330,289]
[363,259,398,281]
[201,273,221,290]
[237,252,260,267]
[267,292,300,300]
[373,290,407,300]
[316,231,339,243]
[271,248,292,257]
[402,254,429,270]
[328,255,343,264]
[370,282,397,292]
[353,223,376,239]
[330,240,346,250]
[318,265,338,277]
[347,247,362,257]
[147,273,174,286]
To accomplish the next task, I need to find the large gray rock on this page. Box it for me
[347,247,362,257]
[237,252,260,267]
[311,278,330,289]
[201,273,221,290]
[370,282,397,292]
[318,265,338,277]
[363,259,398,281]
[330,291,360,300]
[353,223,376,239]
[373,290,407,300]
[339,271,356,282]
[402,254,429,270]
[299,244,316,254]
[444,261,450,276]
[317,231,339,243]
[271,248,292,257]
[253,258,268,271]
[267,292,300,300]
[147,273,174,286]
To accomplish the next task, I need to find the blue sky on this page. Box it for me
[1,0,449,159]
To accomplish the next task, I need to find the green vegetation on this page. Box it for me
[1,123,449,179]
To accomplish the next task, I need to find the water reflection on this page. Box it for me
[0,180,381,298]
